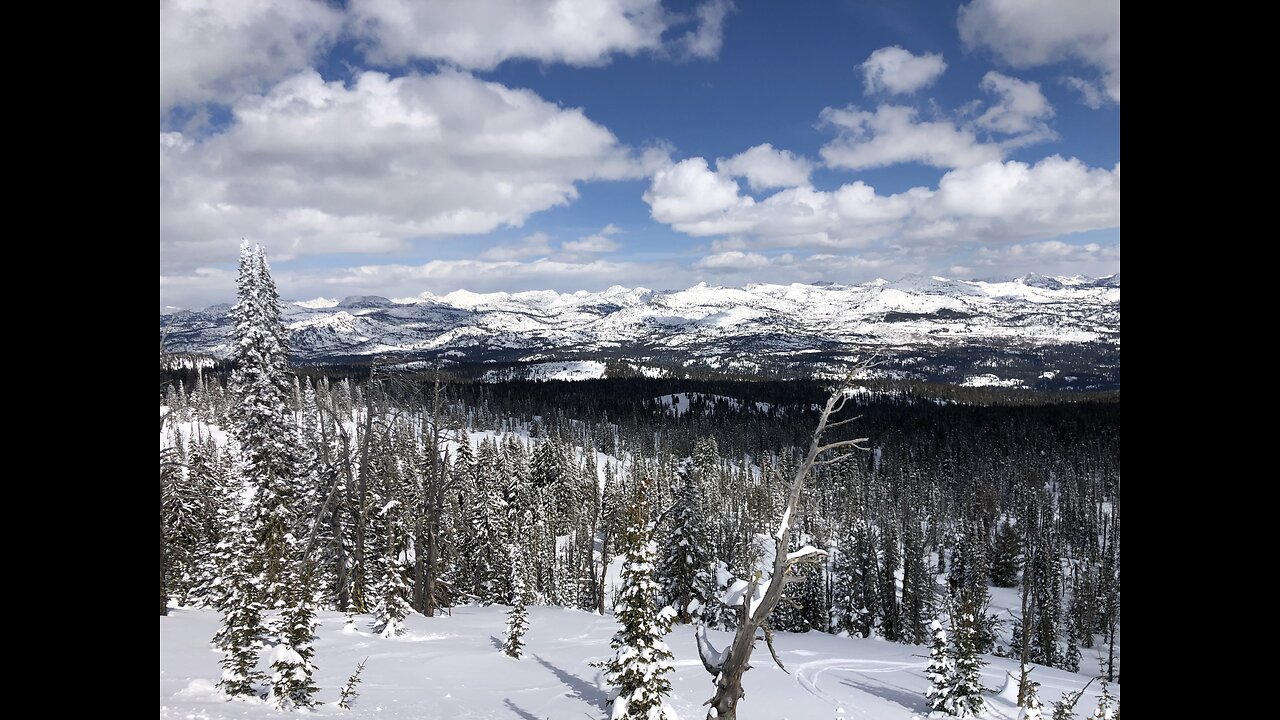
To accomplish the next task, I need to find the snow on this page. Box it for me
[293,297,340,309]
[161,605,1119,719]
[482,361,608,382]
[961,374,1024,388]
[164,276,1121,386]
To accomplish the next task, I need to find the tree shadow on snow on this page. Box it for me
[532,653,608,709]
[503,698,540,720]
[490,635,504,650]
[838,676,930,714]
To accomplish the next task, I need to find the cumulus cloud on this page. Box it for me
[678,0,734,59]
[958,0,1119,103]
[349,0,669,69]
[716,144,813,191]
[976,72,1054,136]
[860,46,947,95]
[820,105,1003,170]
[159,0,343,112]
[160,69,645,271]
[644,157,750,231]
[645,152,1119,250]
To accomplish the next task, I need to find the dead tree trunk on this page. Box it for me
[697,383,868,720]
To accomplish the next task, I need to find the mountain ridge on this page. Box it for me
[160,274,1120,389]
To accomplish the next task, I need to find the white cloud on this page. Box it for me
[820,105,1003,170]
[644,157,750,232]
[716,143,813,191]
[958,0,1119,103]
[860,46,947,95]
[159,0,342,111]
[562,225,624,254]
[1062,76,1107,110]
[678,0,734,59]
[481,233,555,261]
[976,72,1054,136]
[349,0,669,69]
[160,69,644,271]
[694,251,775,270]
[645,153,1119,250]
[922,156,1120,242]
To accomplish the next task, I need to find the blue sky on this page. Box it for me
[160,0,1119,308]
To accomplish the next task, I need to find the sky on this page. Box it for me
[159,0,1119,309]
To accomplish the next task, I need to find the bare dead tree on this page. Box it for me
[695,379,870,720]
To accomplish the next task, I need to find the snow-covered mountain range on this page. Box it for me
[160,274,1120,389]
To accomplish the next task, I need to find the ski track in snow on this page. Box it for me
[795,658,918,711]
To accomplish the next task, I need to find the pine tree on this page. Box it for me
[595,485,678,720]
[658,462,713,624]
[504,543,530,659]
[925,619,956,715]
[990,519,1021,587]
[949,592,989,718]
[213,515,266,699]
[878,523,900,641]
[1088,680,1117,720]
[229,242,300,606]
[268,573,319,709]
[1018,679,1045,720]
[373,549,413,638]
[900,519,931,644]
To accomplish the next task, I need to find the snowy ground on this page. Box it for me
[482,361,608,382]
[161,605,1118,719]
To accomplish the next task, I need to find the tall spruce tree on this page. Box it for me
[658,462,713,624]
[596,483,678,720]
[229,242,299,606]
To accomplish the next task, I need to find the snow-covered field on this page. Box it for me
[482,361,608,382]
[160,605,1118,719]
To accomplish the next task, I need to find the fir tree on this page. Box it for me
[949,592,989,718]
[337,657,367,710]
[213,515,266,699]
[595,485,678,720]
[373,549,413,638]
[229,242,299,606]
[503,543,530,659]
[925,619,956,714]
[658,463,713,624]
[1088,680,1117,720]
[1018,679,1045,720]
[268,573,319,709]
[990,519,1021,587]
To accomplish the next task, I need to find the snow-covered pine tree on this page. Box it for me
[229,242,300,607]
[213,513,266,699]
[949,591,989,718]
[372,547,413,638]
[268,573,319,709]
[900,518,930,645]
[1018,679,1044,720]
[990,519,1021,587]
[1088,680,1117,720]
[658,461,713,624]
[503,543,530,659]
[595,482,678,720]
[925,619,956,714]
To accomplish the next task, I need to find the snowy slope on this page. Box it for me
[160,274,1120,387]
[160,605,1118,719]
